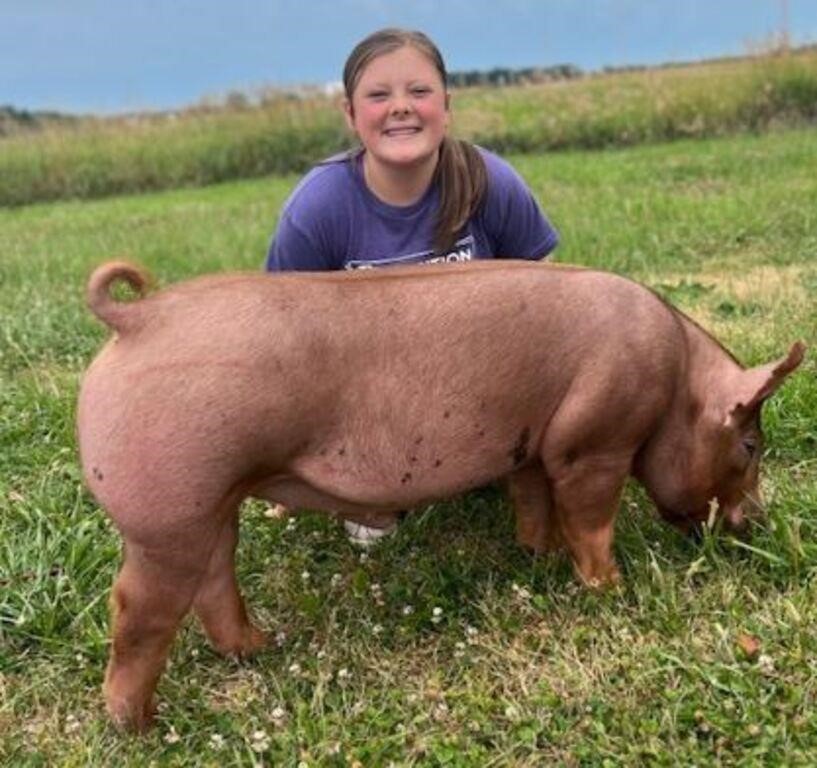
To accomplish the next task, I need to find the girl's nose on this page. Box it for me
[390,97,411,116]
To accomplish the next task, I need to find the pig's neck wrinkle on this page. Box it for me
[676,310,743,406]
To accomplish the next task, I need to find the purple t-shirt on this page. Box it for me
[266,146,558,271]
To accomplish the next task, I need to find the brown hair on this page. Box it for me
[343,28,487,254]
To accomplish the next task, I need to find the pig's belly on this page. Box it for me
[252,422,536,513]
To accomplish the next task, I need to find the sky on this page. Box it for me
[2,0,817,115]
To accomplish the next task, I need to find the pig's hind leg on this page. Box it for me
[104,532,216,731]
[193,510,267,656]
[103,490,257,731]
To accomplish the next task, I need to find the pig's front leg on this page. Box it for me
[507,465,562,554]
[548,456,629,588]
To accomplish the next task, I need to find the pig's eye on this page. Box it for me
[742,437,758,459]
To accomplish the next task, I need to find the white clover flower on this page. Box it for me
[372,624,383,635]
[164,725,181,744]
[301,570,311,582]
[209,733,226,750]
[402,605,414,616]
[758,654,775,675]
[337,668,351,681]
[288,662,301,675]
[64,714,81,734]
[271,706,287,722]
[330,573,342,587]
[432,606,443,624]
[251,729,270,753]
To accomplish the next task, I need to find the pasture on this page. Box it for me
[1,127,816,765]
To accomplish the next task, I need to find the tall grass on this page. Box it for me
[2,50,817,207]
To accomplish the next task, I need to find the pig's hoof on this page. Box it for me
[106,694,157,733]
[581,568,621,590]
[519,538,564,556]
[215,625,268,658]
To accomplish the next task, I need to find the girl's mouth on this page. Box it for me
[383,127,421,137]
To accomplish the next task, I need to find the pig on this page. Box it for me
[77,259,804,731]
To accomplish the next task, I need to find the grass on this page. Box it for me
[1,127,816,765]
[2,48,817,207]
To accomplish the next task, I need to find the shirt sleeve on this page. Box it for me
[265,209,337,272]
[481,151,559,261]
[265,165,346,272]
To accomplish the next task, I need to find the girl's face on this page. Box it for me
[344,45,450,172]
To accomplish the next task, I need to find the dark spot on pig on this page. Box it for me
[410,455,418,464]
[401,472,413,484]
[518,300,528,313]
[565,450,577,465]
[338,447,346,457]
[434,459,443,468]
[444,410,451,419]
[92,467,104,481]
[320,448,328,457]
[509,427,531,467]
[477,429,485,438]
[414,436,424,446]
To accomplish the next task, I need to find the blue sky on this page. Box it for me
[3,0,816,115]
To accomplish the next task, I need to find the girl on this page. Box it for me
[266,28,559,544]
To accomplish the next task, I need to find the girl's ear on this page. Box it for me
[343,98,356,132]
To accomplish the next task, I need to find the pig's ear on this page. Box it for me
[728,341,806,425]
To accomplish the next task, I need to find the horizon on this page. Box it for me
[3,0,817,116]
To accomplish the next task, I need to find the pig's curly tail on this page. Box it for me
[86,260,152,333]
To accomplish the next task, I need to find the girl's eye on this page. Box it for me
[411,87,431,96]
[367,91,388,101]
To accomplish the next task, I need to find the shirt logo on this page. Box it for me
[346,236,475,270]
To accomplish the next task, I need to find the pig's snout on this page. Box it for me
[722,505,749,537]
[722,492,765,538]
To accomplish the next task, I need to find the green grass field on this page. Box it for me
[1,127,816,765]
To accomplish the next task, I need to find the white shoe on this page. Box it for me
[343,519,398,548]
[263,503,290,520]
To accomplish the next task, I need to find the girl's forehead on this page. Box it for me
[355,45,442,84]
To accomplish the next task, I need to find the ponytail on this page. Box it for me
[433,138,487,254]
